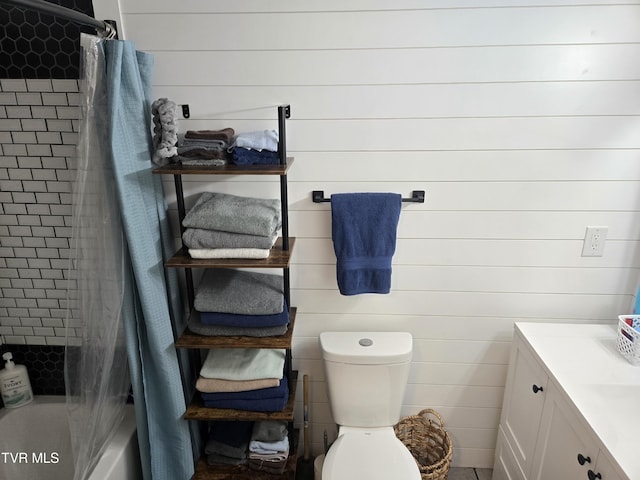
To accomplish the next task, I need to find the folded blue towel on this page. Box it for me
[199,301,289,328]
[200,377,288,401]
[188,317,289,338]
[202,377,289,412]
[232,147,280,165]
[331,193,402,295]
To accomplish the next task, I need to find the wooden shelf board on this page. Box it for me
[191,429,298,480]
[176,308,296,349]
[166,238,295,269]
[184,371,298,422]
[153,158,294,176]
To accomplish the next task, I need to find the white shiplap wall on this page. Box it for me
[100,0,640,467]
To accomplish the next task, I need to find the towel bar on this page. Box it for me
[312,190,425,203]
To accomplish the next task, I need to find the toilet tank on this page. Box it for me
[320,332,413,427]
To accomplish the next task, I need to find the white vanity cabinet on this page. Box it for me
[529,385,621,480]
[497,340,548,479]
[493,323,638,480]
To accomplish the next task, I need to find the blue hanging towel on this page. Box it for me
[331,193,402,295]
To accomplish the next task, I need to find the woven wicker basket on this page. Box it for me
[394,408,453,480]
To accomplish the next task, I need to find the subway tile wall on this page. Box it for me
[0,78,80,346]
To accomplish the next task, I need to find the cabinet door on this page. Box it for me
[493,426,526,480]
[590,450,624,480]
[530,385,594,480]
[500,337,549,477]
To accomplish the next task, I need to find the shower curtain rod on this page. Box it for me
[1,0,117,38]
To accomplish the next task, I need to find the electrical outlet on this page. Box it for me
[582,226,608,257]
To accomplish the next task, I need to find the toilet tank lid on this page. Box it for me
[320,332,413,364]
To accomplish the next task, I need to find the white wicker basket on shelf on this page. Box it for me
[617,315,640,366]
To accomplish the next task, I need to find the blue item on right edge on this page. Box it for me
[331,192,402,295]
[634,286,640,314]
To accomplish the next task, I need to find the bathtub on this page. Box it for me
[0,396,142,480]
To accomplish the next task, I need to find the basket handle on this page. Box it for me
[418,408,446,428]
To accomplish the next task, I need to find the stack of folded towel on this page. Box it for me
[248,421,290,474]
[182,191,281,259]
[196,348,289,412]
[203,420,290,471]
[189,269,290,337]
[205,421,253,466]
[177,128,235,166]
[229,129,280,165]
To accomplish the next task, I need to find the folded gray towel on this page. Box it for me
[252,421,288,443]
[206,442,248,461]
[183,192,281,237]
[183,227,278,250]
[185,128,235,143]
[207,453,247,466]
[177,157,227,166]
[194,269,284,315]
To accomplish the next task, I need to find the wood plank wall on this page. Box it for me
[102,0,640,467]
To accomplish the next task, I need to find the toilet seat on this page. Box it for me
[321,427,421,480]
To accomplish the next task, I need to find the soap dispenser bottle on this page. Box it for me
[0,352,33,408]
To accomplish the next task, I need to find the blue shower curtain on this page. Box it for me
[72,34,196,480]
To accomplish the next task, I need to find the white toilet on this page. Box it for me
[319,331,421,480]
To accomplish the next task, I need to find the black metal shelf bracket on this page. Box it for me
[312,190,425,203]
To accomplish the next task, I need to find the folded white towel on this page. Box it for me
[189,248,270,259]
[200,348,285,381]
[232,129,279,152]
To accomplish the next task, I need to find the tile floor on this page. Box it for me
[448,467,493,480]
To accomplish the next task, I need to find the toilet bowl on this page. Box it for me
[322,427,420,479]
[319,332,421,480]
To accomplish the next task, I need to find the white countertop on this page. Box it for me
[515,322,640,480]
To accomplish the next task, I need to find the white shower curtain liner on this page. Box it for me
[65,32,129,480]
